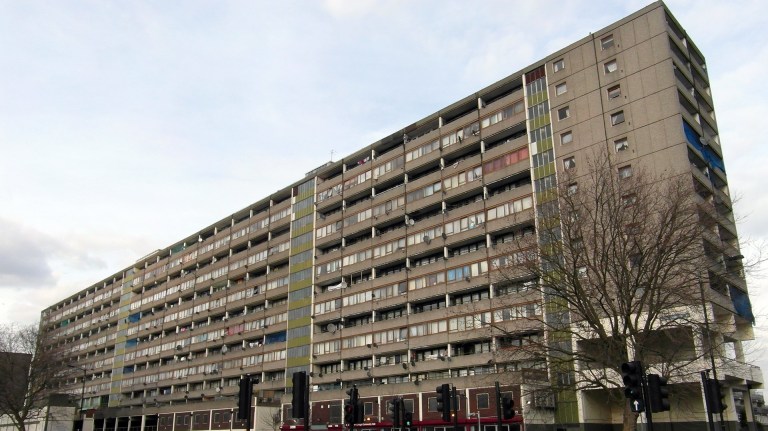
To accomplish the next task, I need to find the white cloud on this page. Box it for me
[322,0,380,19]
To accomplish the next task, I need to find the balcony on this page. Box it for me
[482,115,526,142]
[483,159,530,186]
[372,157,406,185]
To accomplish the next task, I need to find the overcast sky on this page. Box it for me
[2,0,767,372]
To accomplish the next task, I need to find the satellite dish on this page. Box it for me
[327,323,337,333]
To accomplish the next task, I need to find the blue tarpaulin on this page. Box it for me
[729,286,755,324]
[683,121,725,173]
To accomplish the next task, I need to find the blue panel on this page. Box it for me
[683,121,725,173]
[265,331,287,344]
[729,286,755,324]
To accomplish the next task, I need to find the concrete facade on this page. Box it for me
[40,3,760,431]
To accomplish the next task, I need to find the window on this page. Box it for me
[614,138,629,152]
[622,194,637,206]
[557,106,570,120]
[553,59,565,72]
[601,34,615,50]
[577,266,587,278]
[563,157,576,170]
[560,131,573,145]
[611,111,625,126]
[428,397,437,412]
[555,83,567,95]
[607,84,621,99]
[618,165,633,179]
[567,183,578,195]
[404,399,415,414]
[477,393,490,409]
[604,59,618,74]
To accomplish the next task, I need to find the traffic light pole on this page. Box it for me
[452,386,460,431]
[304,376,310,431]
[641,372,654,431]
[701,371,716,431]
[699,275,727,431]
[494,382,502,431]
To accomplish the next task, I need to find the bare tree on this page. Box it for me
[492,154,720,431]
[0,323,70,431]
[258,408,281,431]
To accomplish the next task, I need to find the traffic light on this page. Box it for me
[344,385,360,426]
[501,396,515,419]
[621,361,645,412]
[647,374,670,412]
[291,371,307,419]
[404,411,413,428]
[388,397,401,427]
[237,375,252,420]
[705,378,727,414]
[436,384,451,422]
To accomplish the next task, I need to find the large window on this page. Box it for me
[482,147,529,175]
[406,181,442,203]
[406,140,440,163]
[481,102,524,128]
[555,82,567,96]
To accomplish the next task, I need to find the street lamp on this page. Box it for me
[67,364,86,419]
[470,411,481,431]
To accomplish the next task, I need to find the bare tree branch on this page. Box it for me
[490,153,732,431]
[0,323,72,431]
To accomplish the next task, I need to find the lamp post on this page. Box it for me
[470,412,481,431]
[67,364,87,421]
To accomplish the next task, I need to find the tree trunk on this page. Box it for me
[622,400,638,431]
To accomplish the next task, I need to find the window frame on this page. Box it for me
[567,183,578,195]
[563,156,576,170]
[607,84,621,99]
[553,58,565,72]
[614,137,629,152]
[601,34,615,50]
[555,82,567,96]
[604,59,618,74]
[477,393,490,409]
[618,165,633,179]
[560,131,573,145]
[557,106,570,120]
[427,396,438,412]
[610,111,625,126]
